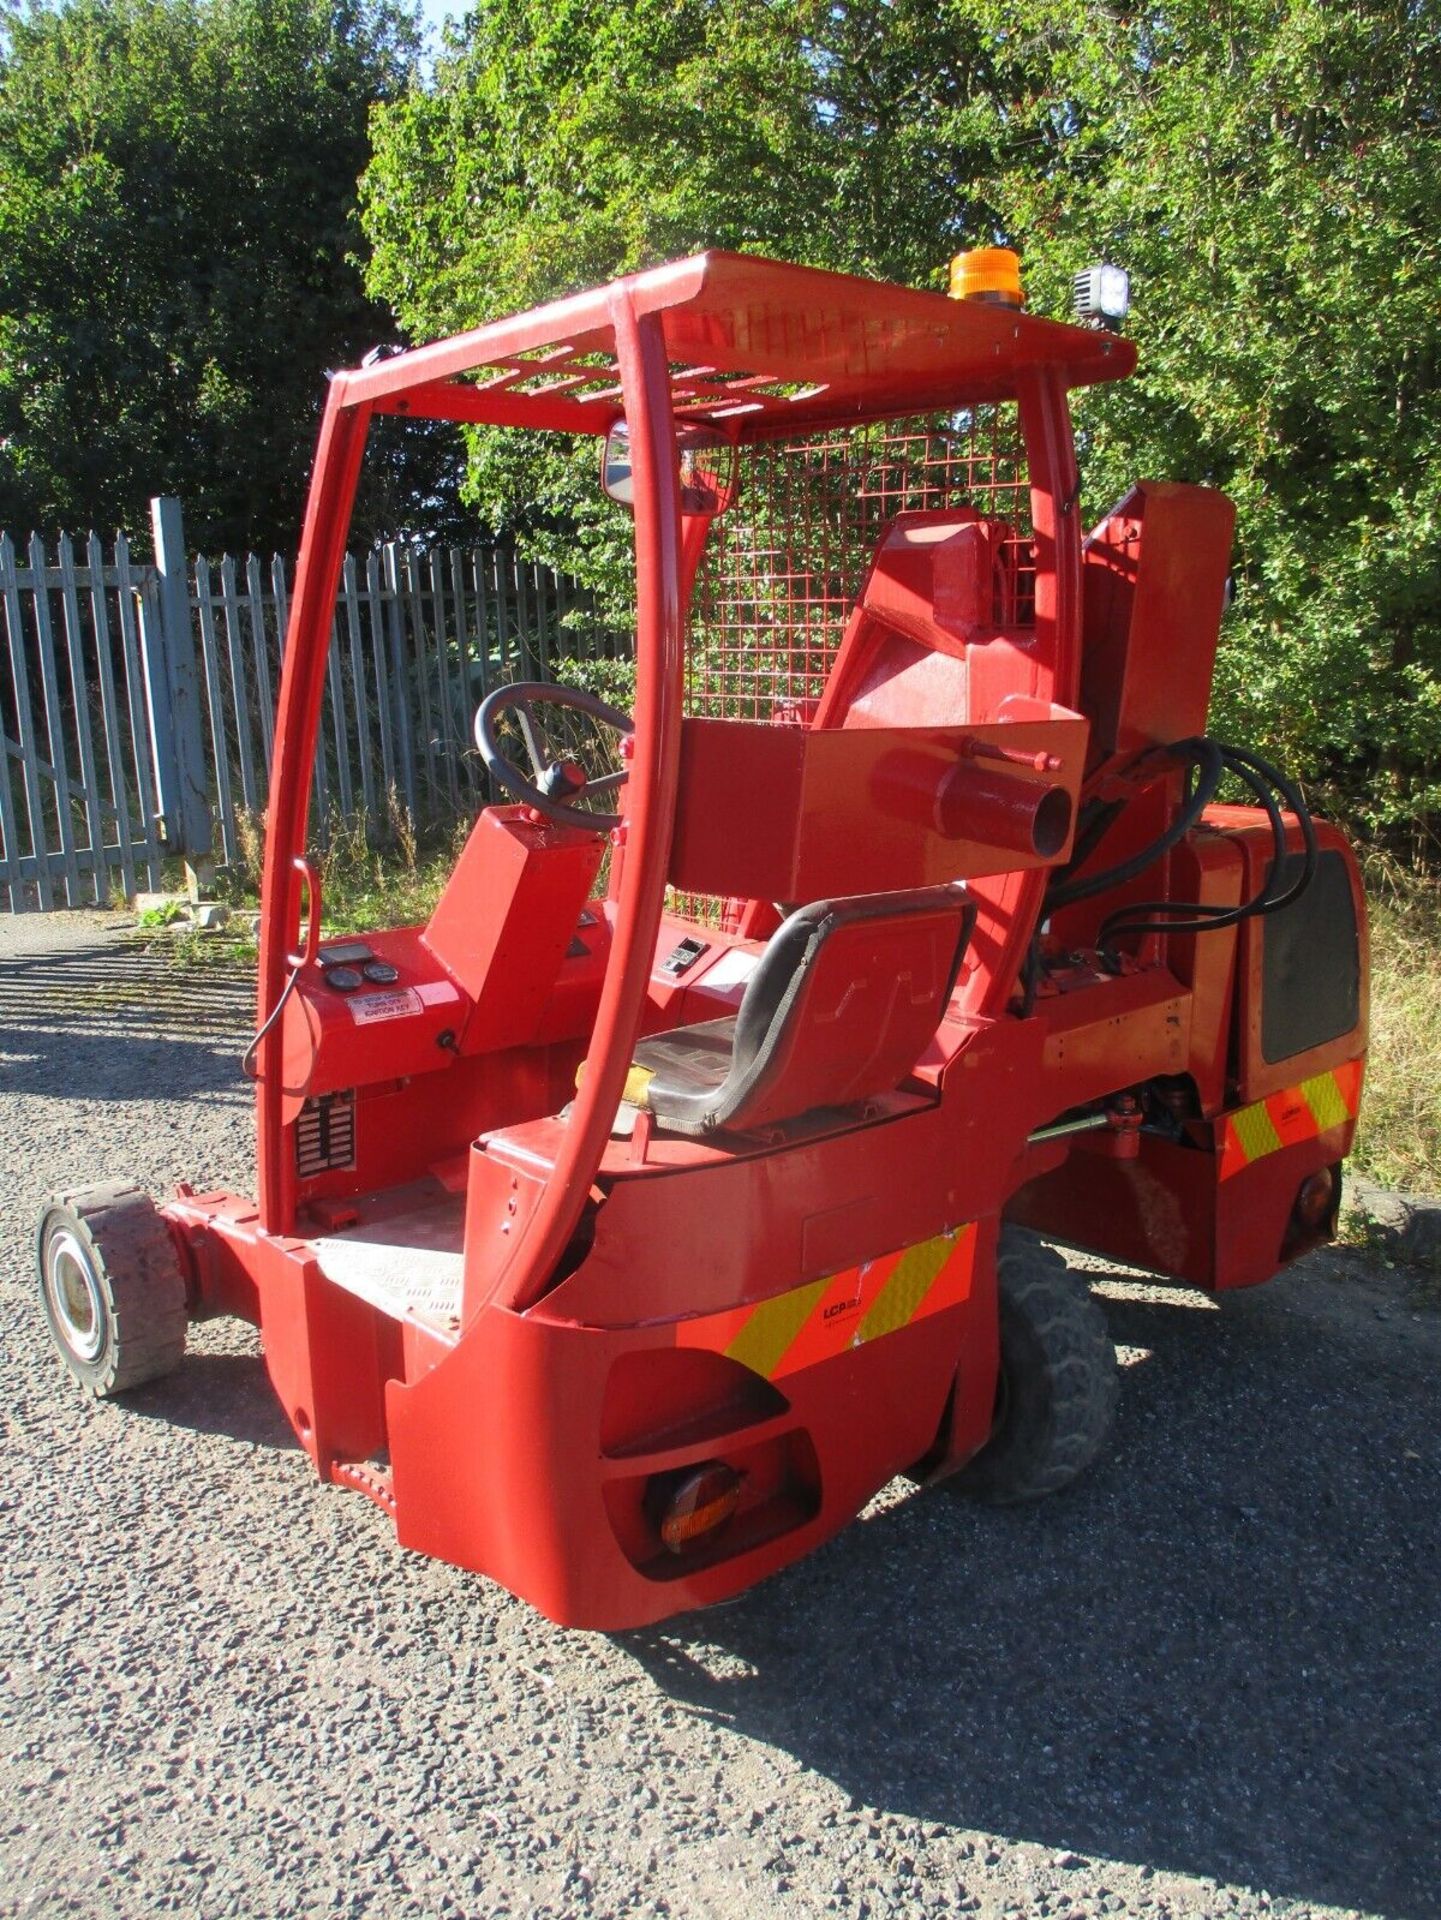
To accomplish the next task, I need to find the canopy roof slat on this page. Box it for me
[353,251,1135,439]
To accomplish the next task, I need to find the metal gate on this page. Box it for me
[0,498,624,912]
[0,528,169,911]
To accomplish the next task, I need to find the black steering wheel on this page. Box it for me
[474,681,634,830]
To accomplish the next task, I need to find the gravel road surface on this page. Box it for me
[2,913,1437,1920]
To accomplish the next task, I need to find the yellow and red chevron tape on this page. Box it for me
[676,1224,978,1382]
[1219,1058,1363,1181]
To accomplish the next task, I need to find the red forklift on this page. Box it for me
[37,249,1367,1629]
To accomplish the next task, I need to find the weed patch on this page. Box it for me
[1351,860,1441,1196]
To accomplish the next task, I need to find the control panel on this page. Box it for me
[658,935,709,978]
[315,940,402,992]
[280,927,470,1119]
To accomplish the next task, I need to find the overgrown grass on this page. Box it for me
[1352,860,1441,1196]
[135,797,469,970]
[298,807,471,934]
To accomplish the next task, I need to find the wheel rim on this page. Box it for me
[44,1227,106,1364]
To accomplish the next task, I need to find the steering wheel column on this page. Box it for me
[475,682,634,830]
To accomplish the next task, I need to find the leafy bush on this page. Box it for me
[0,0,450,549]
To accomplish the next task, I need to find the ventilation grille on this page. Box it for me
[295,1090,356,1178]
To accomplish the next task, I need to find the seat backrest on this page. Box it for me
[720,882,975,1132]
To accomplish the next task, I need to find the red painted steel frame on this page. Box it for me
[255,394,370,1228]
[253,290,689,1273]
[252,258,1102,1247]
[982,365,1082,1017]
[172,251,1364,1630]
[345,252,1133,438]
[493,297,685,1313]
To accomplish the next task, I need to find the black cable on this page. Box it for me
[1045,737,1225,912]
[1018,931,1043,1018]
[241,961,304,1081]
[1098,746,1287,940]
[1224,741,1319,911]
[1052,795,1125,889]
[1097,740,1318,944]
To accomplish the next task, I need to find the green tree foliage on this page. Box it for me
[991,0,1441,842]
[360,0,1019,327]
[0,0,442,551]
[360,0,1032,618]
[360,0,1439,837]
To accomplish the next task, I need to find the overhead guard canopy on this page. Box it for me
[340,250,1137,442]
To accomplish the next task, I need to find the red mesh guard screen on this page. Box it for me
[687,408,1033,723]
[672,409,1031,926]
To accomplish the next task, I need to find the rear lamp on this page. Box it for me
[948,247,1024,308]
[1073,263,1131,331]
[653,1461,743,1555]
[1293,1166,1337,1233]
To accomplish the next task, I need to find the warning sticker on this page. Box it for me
[346,987,424,1026]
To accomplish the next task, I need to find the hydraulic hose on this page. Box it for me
[1045,737,1225,913]
[1094,740,1319,945]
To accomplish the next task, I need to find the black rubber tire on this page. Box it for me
[953,1230,1118,1503]
[37,1184,188,1397]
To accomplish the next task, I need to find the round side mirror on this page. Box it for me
[601,422,635,505]
[600,422,739,516]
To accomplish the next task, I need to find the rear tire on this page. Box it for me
[953,1230,1117,1503]
[37,1185,188,1397]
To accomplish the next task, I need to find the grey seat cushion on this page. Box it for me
[631,883,974,1138]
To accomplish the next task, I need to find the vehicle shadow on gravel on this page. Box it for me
[125,1351,299,1452]
[620,1267,1441,1920]
[0,941,254,1100]
[0,1025,251,1102]
[0,940,252,1032]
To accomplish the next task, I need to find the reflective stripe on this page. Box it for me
[724,1275,829,1379]
[856,1234,955,1344]
[676,1224,979,1380]
[1265,1086,1323,1150]
[1232,1102,1283,1164]
[1219,1060,1363,1180]
[1300,1069,1351,1134]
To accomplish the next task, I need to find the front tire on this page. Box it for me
[38,1185,188,1397]
[954,1230,1118,1503]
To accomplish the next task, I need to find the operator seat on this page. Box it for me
[629,884,976,1138]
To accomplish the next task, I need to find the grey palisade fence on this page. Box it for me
[0,499,623,910]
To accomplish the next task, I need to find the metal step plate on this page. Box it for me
[311,1192,465,1336]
